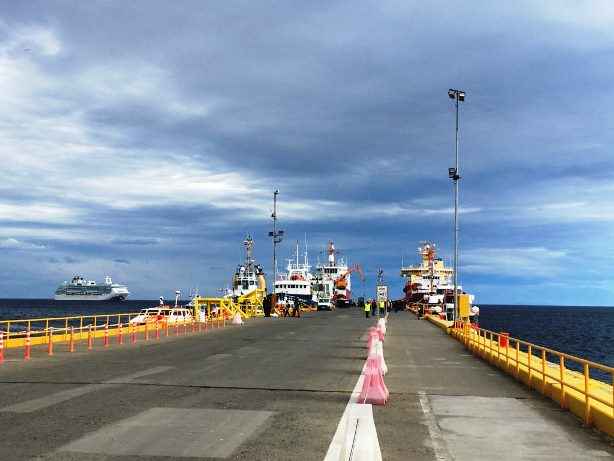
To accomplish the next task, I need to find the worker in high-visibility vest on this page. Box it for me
[364,299,371,318]
[378,300,385,316]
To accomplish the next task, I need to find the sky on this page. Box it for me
[1,1,614,304]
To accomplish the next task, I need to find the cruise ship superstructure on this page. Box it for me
[54,276,130,301]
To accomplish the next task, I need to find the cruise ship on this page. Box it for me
[54,276,130,301]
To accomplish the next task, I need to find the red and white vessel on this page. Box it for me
[313,241,355,309]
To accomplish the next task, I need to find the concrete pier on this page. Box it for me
[0,310,611,460]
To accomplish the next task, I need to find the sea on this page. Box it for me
[0,299,160,323]
[0,300,611,381]
[479,305,614,382]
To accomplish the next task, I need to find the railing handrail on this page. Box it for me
[0,312,144,324]
[462,324,614,374]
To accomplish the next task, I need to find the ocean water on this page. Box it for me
[0,299,163,324]
[479,305,614,381]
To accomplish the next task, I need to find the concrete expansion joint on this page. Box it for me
[0,379,372,395]
[412,391,537,400]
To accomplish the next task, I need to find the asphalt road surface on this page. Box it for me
[0,309,612,460]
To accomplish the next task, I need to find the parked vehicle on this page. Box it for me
[165,308,194,325]
[129,308,168,325]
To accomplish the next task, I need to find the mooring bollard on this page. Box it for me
[118,323,123,345]
[88,325,93,350]
[69,326,75,352]
[0,332,4,364]
[104,324,109,348]
[24,330,31,361]
[48,327,54,356]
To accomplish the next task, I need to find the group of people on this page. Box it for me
[363,298,390,318]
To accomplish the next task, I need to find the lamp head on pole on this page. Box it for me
[448,89,466,102]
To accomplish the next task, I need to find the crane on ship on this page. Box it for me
[333,264,364,307]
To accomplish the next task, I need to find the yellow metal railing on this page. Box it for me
[0,309,233,354]
[450,323,614,437]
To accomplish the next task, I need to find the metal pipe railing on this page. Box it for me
[451,323,614,425]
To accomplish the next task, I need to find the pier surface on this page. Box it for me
[0,310,612,460]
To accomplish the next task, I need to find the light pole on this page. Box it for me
[268,190,284,291]
[448,88,465,322]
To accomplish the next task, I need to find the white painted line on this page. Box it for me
[417,391,451,461]
[0,366,173,413]
[324,343,383,460]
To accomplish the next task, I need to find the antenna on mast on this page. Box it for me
[268,190,284,284]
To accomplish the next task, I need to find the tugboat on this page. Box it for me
[54,276,129,301]
[231,235,266,298]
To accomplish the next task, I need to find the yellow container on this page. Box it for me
[459,294,471,318]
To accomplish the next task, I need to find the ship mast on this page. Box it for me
[269,190,284,284]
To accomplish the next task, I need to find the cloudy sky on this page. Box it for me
[0,1,613,304]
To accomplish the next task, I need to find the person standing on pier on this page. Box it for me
[364,299,371,318]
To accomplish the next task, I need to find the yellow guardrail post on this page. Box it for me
[527,344,532,388]
[48,327,54,356]
[560,356,566,409]
[515,341,520,379]
[584,363,591,425]
[541,349,547,394]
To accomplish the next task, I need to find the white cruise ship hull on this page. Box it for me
[54,289,129,301]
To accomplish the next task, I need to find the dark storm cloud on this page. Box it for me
[1,1,614,303]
